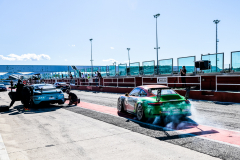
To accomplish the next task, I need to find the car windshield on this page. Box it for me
[59,82,66,84]
[152,89,177,95]
[34,84,56,90]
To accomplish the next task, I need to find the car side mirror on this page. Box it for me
[125,93,129,97]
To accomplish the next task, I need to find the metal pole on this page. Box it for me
[90,39,93,77]
[127,48,130,67]
[154,13,160,75]
[216,23,217,53]
[216,23,217,72]
[156,17,159,75]
[213,19,220,72]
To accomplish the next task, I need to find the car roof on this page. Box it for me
[138,85,170,89]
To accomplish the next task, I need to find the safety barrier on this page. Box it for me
[42,75,240,92]
[216,75,240,91]
[142,76,201,90]
[79,78,100,86]
[103,77,136,87]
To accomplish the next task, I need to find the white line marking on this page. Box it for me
[0,134,10,160]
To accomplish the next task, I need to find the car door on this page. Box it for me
[127,88,141,112]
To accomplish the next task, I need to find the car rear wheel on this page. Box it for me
[30,99,35,108]
[21,86,32,108]
[117,98,124,112]
[136,103,145,121]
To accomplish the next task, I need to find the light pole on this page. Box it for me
[127,48,130,67]
[213,19,220,71]
[213,19,220,53]
[89,38,93,77]
[154,13,160,75]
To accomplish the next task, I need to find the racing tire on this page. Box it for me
[21,86,32,108]
[117,98,124,112]
[136,103,146,121]
[0,105,9,112]
[30,99,35,108]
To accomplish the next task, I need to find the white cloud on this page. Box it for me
[72,45,75,47]
[110,47,114,49]
[65,59,68,61]
[103,59,118,63]
[0,53,51,61]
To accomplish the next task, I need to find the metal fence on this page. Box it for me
[40,51,240,79]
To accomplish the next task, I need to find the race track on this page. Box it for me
[1,89,240,159]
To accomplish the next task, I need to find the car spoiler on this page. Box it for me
[35,88,61,93]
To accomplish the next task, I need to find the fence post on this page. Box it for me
[216,75,217,91]
[200,76,201,91]
[167,77,168,87]
[135,77,136,87]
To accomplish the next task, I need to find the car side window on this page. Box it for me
[129,88,141,96]
[139,90,147,97]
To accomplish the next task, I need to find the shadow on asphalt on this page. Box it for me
[0,104,75,115]
[117,111,219,140]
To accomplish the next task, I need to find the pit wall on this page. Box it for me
[44,76,240,91]
[44,76,240,103]
[69,85,240,103]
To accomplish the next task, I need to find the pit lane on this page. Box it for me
[64,90,240,159]
[1,89,240,159]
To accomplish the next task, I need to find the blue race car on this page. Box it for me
[20,84,65,107]
[31,84,65,105]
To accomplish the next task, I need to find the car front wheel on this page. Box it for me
[136,103,145,121]
[117,98,124,112]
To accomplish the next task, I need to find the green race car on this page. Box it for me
[117,85,191,121]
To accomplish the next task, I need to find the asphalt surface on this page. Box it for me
[0,89,240,159]
[73,90,240,132]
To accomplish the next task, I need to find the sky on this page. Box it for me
[0,0,239,67]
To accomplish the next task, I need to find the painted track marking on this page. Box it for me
[0,134,10,160]
[70,101,240,147]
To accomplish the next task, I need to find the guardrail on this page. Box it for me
[42,75,240,92]
[79,78,100,86]
[168,76,201,90]
[142,76,202,90]
[103,77,136,87]
[216,75,240,91]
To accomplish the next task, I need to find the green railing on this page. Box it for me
[202,53,224,73]
[118,64,127,76]
[100,66,107,77]
[109,65,116,76]
[232,51,240,72]
[159,58,173,74]
[143,60,155,75]
[178,56,196,73]
[130,62,140,76]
